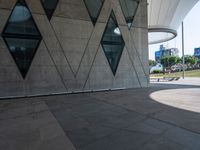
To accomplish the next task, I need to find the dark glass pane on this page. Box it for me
[3,0,41,37]
[84,0,105,25]
[119,0,139,28]
[4,38,40,78]
[2,0,42,78]
[101,12,125,75]
[41,0,59,20]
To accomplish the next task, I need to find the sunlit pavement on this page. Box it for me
[0,78,200,150]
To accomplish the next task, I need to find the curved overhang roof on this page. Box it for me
[148,0,199,44]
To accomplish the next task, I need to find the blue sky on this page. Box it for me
[149,1,200,60]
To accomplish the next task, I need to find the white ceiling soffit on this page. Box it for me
[148,0,199,44]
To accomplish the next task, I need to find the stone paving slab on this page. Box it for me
[0,78,200,150]
[0,99,75,150]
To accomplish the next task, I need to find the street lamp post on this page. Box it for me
[182,21,185,79]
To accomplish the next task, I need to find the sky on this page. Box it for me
[149,1,200,60]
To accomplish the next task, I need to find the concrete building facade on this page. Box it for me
[194,47,200,61]
[0,0,148,98]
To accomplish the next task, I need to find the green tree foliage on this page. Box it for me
[177,57,182,63]
[161,56,181,68]
[161,56,169,68]
[168,56,178,66]
[184,55,197,67]
[149,60,157,66]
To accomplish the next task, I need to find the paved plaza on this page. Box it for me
[0,78,200,150]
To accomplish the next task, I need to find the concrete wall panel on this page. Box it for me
[0,0,148,98]
[51,17,93,74]
[55,0,90,20]
[0,0,16,10]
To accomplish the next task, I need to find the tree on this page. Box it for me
[184,55,197,67]
[168,56,178,66]
[161,56,181,68]
[149,60,157,66]
[161,56,169,68]
[177,57,182,64]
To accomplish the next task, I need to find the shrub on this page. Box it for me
[153,70,162,74]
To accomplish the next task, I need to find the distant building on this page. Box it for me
[194,47,200,61]
[155,45,179,62]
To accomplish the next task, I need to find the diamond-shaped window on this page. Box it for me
[41,0,59,21]
[101,11,125,75]
[2,0,42,79]
[84,0,105,25]
[119,0,139,29]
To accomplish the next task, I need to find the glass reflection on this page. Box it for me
[4,1,40,36]
[2,0,42,79]
[101,12,125,75]
[5,38,40,78]
[9,6,30,22]
[41,0,59,20]
[119,0,139,28]
[84,0,105,25]
[114,27,121,35]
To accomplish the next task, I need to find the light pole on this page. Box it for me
[182,21,185,79]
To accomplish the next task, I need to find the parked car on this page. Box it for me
[150,63,163,73]
[171,64,187,72]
